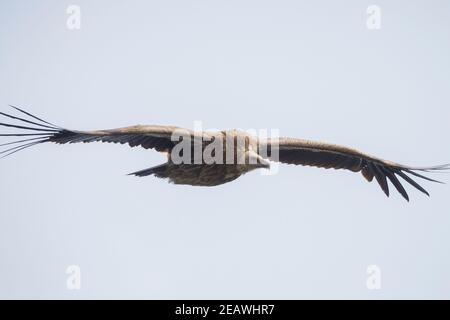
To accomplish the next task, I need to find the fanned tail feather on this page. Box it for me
[127,163,168,178]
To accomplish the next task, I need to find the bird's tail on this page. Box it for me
[128,163,168,178]
[0,106,65,158]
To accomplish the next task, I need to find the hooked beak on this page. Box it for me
[247,150,271,169]
[258,157,271,169]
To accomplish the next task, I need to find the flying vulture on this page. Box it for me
[0,106,448,201]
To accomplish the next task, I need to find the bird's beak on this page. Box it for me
[258,157,271,169]
[247,150,271,169]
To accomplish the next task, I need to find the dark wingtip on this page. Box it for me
[404,169,444,184]
[402,193,409,202]
[393,168,430,197]
[415,163,450,172]
[366,161,446,200]
[8,105,61,129]
[380,167,410,201]
[368,163,390,197]
[0,110,58,130]
[0,106,60,158]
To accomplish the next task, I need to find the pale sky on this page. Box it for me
[0,0,449,299]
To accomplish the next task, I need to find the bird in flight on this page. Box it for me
[0,106,448,201]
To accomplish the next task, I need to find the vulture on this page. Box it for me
[0,106,448,201]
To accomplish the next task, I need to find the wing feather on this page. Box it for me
[264,137,447,200]
[0,107,194,156]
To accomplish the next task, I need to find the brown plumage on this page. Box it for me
[1,106,448,201]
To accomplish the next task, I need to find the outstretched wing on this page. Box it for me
[264,137,449,201]
[0,106,193,158]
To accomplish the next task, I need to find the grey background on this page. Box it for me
[0,0,449,299]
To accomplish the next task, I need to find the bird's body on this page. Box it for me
[0,106,448,200]
[147,163,250,186]
[129,129,270,186]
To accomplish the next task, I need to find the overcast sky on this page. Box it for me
[0,0,449,299]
